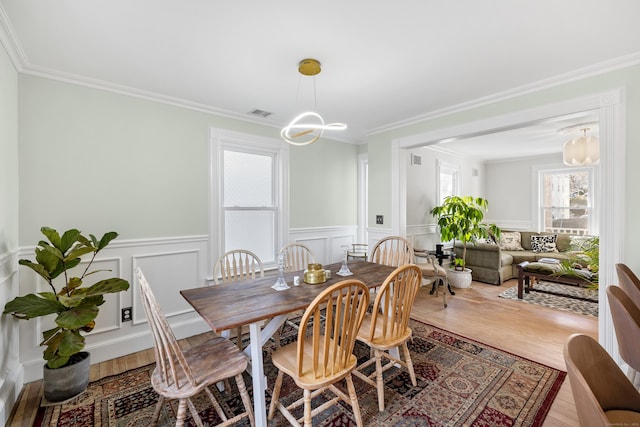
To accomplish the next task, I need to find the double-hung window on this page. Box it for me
[210,130,289,272]
[538,167,594,236]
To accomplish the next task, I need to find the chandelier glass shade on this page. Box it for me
[281,59,346,146]
[562,128,600,166]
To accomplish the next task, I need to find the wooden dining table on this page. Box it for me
[180,259,396,427]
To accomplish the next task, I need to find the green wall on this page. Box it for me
[367,63,640,269]
[17,75,358,244]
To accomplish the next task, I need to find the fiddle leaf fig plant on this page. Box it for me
[3,227,130,369]
[430,196,501,268]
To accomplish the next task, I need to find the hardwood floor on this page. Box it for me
[7,278,596,426]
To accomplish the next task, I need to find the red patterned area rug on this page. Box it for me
[34,319,565,426]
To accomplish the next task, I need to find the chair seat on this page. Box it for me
[357,313,413,350]
[418,262,447,278]
[606,409,640,424]
[271,336,357,389]
[151,336,248,398]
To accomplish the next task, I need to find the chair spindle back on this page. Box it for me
[296,279,370,379]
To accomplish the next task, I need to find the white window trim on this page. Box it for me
[209,128,289,277]
[436,159,460,203]
[532,163,599,235]
[357,153,368,243]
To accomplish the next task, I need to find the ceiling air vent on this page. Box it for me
[247,109,273,118]
[410,154,422,166]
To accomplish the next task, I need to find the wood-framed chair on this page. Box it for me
[607,285,640,386]
[347,243,369,261]
[280,242,315,273]
[213,249,264,285]
[352,264,422,411]
[213,249,264,347]
[369,236,414,267]
[563,333,640,427]
[414,250,449,308]
[268,279,370,427]
[616,263,640,308]
[136,267,255,427]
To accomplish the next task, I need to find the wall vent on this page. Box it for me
[247,108,273,118]
[472,168,479,177]
[410,154,422,166]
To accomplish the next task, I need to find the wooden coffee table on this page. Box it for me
[516,261,592,299]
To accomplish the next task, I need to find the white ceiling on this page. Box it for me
[1,0,639,150]
[430,111,600,161]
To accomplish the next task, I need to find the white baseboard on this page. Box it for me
[0,362,23,426]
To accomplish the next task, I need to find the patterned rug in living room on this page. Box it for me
[35,319,565,426]
[498,280,599,317]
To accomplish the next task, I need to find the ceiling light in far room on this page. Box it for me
[280,59,346,146]
[559,122,600,166]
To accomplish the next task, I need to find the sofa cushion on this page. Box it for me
[500,252,514,267]
[519,231,537,250]
[498,231,524,251]
[522,262,559,274]
[531,234,558,253]
[554,233,572,252]
[506,251,538,264]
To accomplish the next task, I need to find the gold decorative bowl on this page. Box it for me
[304,263,326,284]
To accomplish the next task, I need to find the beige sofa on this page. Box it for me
[453,231,579,285]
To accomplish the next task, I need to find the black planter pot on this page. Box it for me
[43,351,90,402]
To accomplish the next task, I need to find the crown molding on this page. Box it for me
[0,4,27,71]
[369,51,640,136]
[2,2,638,144]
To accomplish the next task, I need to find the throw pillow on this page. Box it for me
[531,234,558,253]
[498,231,524,251]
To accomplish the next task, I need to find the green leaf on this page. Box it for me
[43,330,62,359]
[39,244,64,261]
[40,227,62,249]
[3,294,65,319]
[42,326,62,342]
[55,305,99,329]
[97,232,119,251]
[46,355,70,369]
[49,258,81,280]
[34,247,63,273]
[18,259,52,281]
[58,330,85,357]
[86,278,130,296]
[65,246,96,262]
[59,229,82,253]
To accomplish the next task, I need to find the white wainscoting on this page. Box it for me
[405,224,439,251]
[13,227,360,383]
[16,236,212,383]
[289,226,359,265]
[0,249,21,426]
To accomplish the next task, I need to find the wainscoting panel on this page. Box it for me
[132,250,201,325]
[13,230,363,383]
[0,249,21,427]
[289,226,358,265]
[17,236,211,383]
[406,224,438,251]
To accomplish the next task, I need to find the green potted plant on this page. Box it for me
[555,235,599,288]
[3,227,130,402]
[430,196,501,288]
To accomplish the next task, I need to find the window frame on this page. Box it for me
[436,159,460,204]
[535,165,597,236]
[209,129,289,276]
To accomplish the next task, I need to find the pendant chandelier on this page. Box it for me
[562,127,600,166]
[280,59,346,146]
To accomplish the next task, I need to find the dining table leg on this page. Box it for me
[248,322,268,427]
[245,314,288,427]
